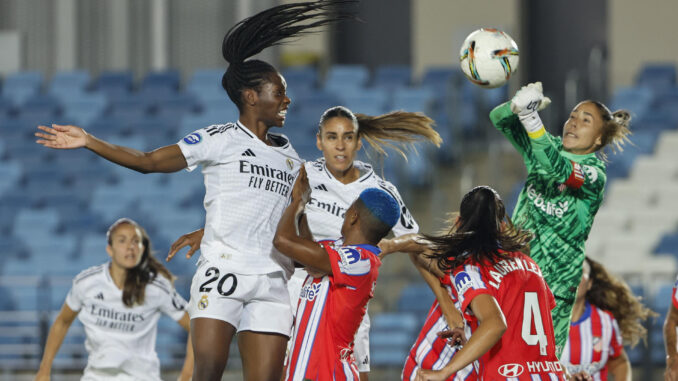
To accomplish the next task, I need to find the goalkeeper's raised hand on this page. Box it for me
[510,82,552,138]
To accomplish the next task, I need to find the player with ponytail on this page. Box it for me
[169,105,442,380]
[489,82,632,356]
[36,2,357,380]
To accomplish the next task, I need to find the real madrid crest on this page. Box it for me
[286,158,294,170]
[198,294,209,310]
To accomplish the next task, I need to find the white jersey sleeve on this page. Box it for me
[376,179,419,236]
[177,125,234,171]
[150,276,187,322]
[66,265,104,311]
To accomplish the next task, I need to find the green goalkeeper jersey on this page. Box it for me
[489,102,606,302]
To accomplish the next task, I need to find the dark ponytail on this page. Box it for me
[221,0,357,109]
[425,186,533,272]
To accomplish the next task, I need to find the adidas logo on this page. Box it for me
[95,292,104,300]
[242,149,256,157]
[314,184,328,191]
[362,355,369,365]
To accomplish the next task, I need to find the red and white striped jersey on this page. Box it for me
[402,300,477,381]
[444,251,565,381]
[560,302,623,380]
[673,277,678,309]
[285,240,380,381]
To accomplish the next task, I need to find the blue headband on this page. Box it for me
[358,188,400,228]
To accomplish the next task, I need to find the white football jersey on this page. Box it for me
[177,122,302,277]
[65,263,187,380]
[304,158,418,240]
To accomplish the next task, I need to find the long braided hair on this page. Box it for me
[221,0,357,110]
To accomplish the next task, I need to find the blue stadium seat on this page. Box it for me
[370,347,409,367]
[373,65,411,89]
[1,71,43,106]
[187,69,227,104]
[337,88,389,116]
[47,70,90,96]
[24,234,78,264]
[0,236,27,262]
[392,87,435,114]
[93,71,134,97]
[397,283,436,315]
[0,161,22,196]
[62,93,108,126]
[1,283,40,310]
[652,87,678,123]
[198,99,239,122]
[610,87,654,120]
[13,208,61,242]
[654,232,678,257]
[89,185,138,221]
[636,64,676,91]
[421,67,460,93]
[282,66,318,93]
[324,64,369,93]
[154,93,199,120]
[372,313,419,332]
[107,95,153,121]
[140,70,180,94]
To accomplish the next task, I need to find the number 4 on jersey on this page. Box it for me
[522,292,548,355]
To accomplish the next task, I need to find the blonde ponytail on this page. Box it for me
[355,111,442,159]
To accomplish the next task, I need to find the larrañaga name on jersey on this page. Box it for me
[485,257,544,289]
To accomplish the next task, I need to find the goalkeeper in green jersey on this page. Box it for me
[489,82,632,356]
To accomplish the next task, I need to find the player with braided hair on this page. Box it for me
[167,105,442,380]
[35,2,357,380]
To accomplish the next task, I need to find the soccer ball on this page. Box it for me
[459,28,519,89]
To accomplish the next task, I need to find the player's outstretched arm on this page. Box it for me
[35,303,79,381]
[665,304,678,381]
[273,166,332,274]
[176,312,194,381]
[36,124,188,173]
[167,228,204,262]
[378,233,427,258]
[416,294,506,381]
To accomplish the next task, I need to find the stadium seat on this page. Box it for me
[636,64,677,91]
[13,208,61,242]
[1,71,43,106]
[373,65,411,89]
[391,87,435,114]
[0,161,22,196]
[420,67,460,95]
[652,87,678,123]
[609,87,655,120]
[655,232,678,258]
[282,66,318,93]
[47,70,90,96]
[337,88,389,115]
[93,71,134,97]
[62,93,108,126]
[397,283,436,316]
[324,64,369,93]
[140,70,181,94]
